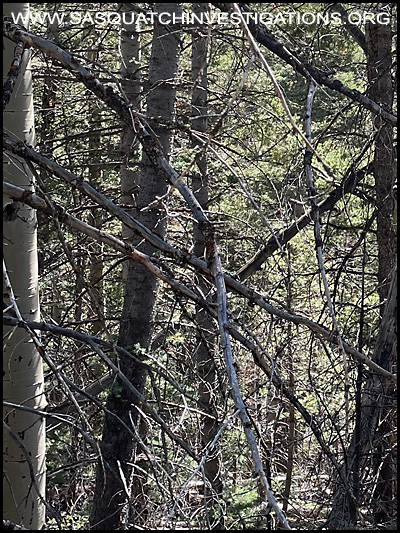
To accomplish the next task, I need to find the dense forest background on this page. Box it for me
[3,3,397,530]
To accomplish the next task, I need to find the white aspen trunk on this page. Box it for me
[3,3,46,530]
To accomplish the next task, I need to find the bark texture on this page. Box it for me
[191,5,224,528]
[90,5,182,529]
[3,3,46,530]
[365,19,397,523]
[366,21,397,307]
[327,17,397,530]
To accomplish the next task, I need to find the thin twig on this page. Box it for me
[3,259,91,429]
[3,180,396,383]
[169,409,240,518]
[303,80,349,437]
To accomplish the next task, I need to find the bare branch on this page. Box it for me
[303,80,350,436]
[329,4,367,52]
[2,27,27,111]
[210,243,292,529]
[3,259,91,429]
[3,421,61,527]
[236,164,371,280]
[3,180,396,383]
[212,3,397,124]
[2,20,210,226]
[232,3,336,181]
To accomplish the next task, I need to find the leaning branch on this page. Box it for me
[4,180,396,384]
[4,129,371,293]
[236,165,371,280]
[2,180,203,304]
[4,172,290,524]
[2,19,209,226]
[303,80,350,435]
[3,258,90,429]
[211,243,292,528]
[3,311,357,506]
[232,3,335,181]
[1,21,395,384]
[3,313,207,416]
[329,4,367,52]
[211,3,396,124]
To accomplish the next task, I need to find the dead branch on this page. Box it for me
[211,4,397,124]
[3,179,396,383]
[3,25,27,111]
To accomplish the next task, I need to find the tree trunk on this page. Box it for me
[364,17,396,525]
[119,3,142,263]
[327,18,396,528]
[327,262,397,530]
[191,4,224,528]
[365,19,396,309]
[90,5,182,529]
[87,36,105,335]
[3,3,46,529]
[282,246,295,514]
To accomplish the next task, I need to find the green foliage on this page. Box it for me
[15,2,397,530]
[225,483,265,530]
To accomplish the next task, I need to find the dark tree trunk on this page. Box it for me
[191,4,224,528]
[365,18,397,525]
[365,21,396,309]
[90,5,182,529]
[327,18,396,529]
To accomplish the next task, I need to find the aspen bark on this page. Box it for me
[3,3,46,529]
